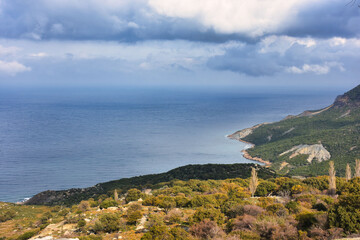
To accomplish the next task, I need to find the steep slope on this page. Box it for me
[229,84,360,176]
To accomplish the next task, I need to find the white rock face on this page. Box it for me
[279,144,331,163]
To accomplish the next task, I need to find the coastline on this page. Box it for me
[228,135,272,166]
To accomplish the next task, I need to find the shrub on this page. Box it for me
[190,195,217,208]
[99,198,117,209]
[285,201,300,214]
[17,229,40,240]
[255,181,278,197]
[0,209,16,222]
[328,194,360,233]
[78,200,90,212]
[127,210,142,225]
[296,213,318,231]
[157,196,176,213]
[229,230,261,240]
[221,201,244,218]
[94,213,121,233]
[175,195,190,207]
[242,205,264,217]
[77,218,86,228]
[79,236,102,240]
[141,225,174,240]
[266,204,288,217]
[192,207,225,225]
[128,203,142,212]
[165,208,183,224]
[170,227,192,240]
[313,202,327,211]
[255,218,297,240]
[190,219,225,239]
[231,215,256,231]
[125,188,141,203]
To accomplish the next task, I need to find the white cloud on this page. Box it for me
[30,52,48,58]
[0,60,31,75]
[287,64,330,75]
[149,0,319,37]
[0,45,21,56]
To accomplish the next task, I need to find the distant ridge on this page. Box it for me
[229,84,360,176]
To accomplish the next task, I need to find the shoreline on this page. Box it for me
[228,136,272,166]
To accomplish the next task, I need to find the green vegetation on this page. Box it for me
[240,84,360,176]
[26,163,276,206]
[4,168,360,239]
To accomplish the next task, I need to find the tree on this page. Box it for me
[346,163,352,182]
[328,161,336,196]
[249,167,259,197]
[114,189,119,202]
[355,159,360,178]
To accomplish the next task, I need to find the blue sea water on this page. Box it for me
[0,87,337,202]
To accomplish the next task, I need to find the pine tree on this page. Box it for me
[249,167,259,197]
[329,161,336,196]
[355,159,360,178]
[346,163,352,182]
[114,189,119,202]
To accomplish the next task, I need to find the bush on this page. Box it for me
[328,194,360,233]
[243,205,264,217]
[313,202,327,211]
[77,218,86,228]
[165,208,183,224]
[99,198,117,209]
[0,209,16,222]
[192,207,225,225]
[296,213,318,231]
[229,230,261,240]
[231,215,256,231]
[170,227,192,240]
[174,195,190,208]
[141,225,174,240]
[266,204,288,217]
[125,189,141,203]
[79,236,102,240]
[78,200,90,212]
[255,181,278,197]
[17,229,40,240]
[190,220,225,239]
[285,201,300,214]
[127,210,142,225]
[94,213,121,233]
[157,196,176,213]
[221,201,244,218]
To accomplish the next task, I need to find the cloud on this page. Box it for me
[0,60,31,75]
[0,45,21,56]
[29,52,48,58]
[149,0,313,37]
[0,0,358,42]
[207,35,357,77]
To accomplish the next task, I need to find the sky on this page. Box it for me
[0,0,359,90]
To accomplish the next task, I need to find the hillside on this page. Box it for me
[4,174,360,239]
[229,84,360,176]
[26,163,276,206]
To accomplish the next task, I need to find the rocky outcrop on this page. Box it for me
[279,144,331,163]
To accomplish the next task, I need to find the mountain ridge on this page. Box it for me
[229,84,360,176]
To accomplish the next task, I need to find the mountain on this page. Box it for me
[229,84,360,176]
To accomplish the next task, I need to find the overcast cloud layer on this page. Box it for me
[0,0,359,88]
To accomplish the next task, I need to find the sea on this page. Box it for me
[0,87,338,202]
